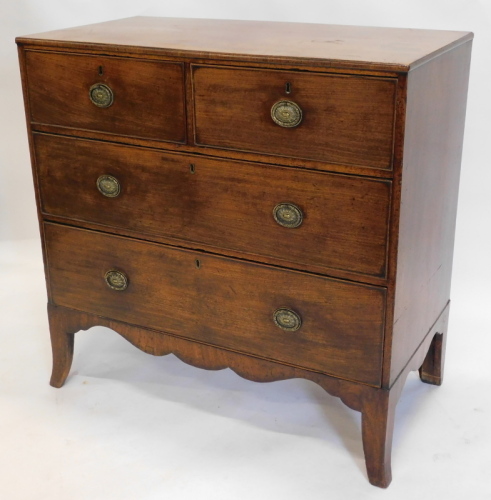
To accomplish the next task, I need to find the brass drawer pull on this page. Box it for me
[104,270,128,291]
[271,100,303,128]
[273,203,303,228]
[97,175,120,198]
[89,83,114,108]
[273,308,302,332]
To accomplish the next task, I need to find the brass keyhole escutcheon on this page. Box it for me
[273,308,302,332]
[97,175,120,198]
[273,203,303,229]
[271,100,303,128]
[104,270,128,291]
[89,83,114,108]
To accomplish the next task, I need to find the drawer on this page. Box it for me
[193,65,397,170]
[45,223,385,385]
[25,51,186,143]
[36,134,391,279]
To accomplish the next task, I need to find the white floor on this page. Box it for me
[0,238,490,500]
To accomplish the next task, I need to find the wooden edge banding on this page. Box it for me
[15,43,403,79]
[380,72,408,387]
[15,39,411,73]
[31,123,395,179]
[46,303,368,411]
[408,34,474,72]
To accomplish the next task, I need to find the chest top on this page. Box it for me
[17,16,471,72]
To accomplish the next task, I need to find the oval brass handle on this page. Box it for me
[273,203,303,228]
[104,270,128,291]
[89,83,114,108]
[271,100,303,128]
[273,308,302,332]
[97,175,120,198]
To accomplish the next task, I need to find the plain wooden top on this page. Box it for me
[16,16,473,72]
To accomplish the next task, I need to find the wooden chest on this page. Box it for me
[16,17,472,487]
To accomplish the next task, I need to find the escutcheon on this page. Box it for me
[271,100,303,128]
[273,308,302,332]
[89,83,114,108]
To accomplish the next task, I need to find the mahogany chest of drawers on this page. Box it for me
[16,17,472,487]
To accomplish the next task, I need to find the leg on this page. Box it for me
[360,303,449,487]
[419,331,447,385]
[361,388,398,488]
[47,303,75,388]
[419,303,449,385]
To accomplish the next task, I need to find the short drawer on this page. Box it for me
[36,134,391,279]
[25,51,186,143]
[193,65,396,170]
[45,223,386,385]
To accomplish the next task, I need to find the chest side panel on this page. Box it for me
[388,41,472,386]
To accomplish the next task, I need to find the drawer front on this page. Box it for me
[25,51,186,143]
[36,134,391,279]
[193,65,396,170]
[45,223,386,385]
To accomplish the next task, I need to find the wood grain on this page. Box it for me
[387,39,472,385]
[361,387,396,487]
[35,133,391,279]
[44,222,386,386]
[46,303,372,409]
[193,65,396,169]
[419,331,447,386]
[25,50,186,143]
[29,122,395,179]
[361,302,450,487]
[46,300,449,488]
[16,17,472,73]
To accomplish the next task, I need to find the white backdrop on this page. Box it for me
[1,2,490,499]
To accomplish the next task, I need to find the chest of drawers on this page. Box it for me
[16,17,472,488]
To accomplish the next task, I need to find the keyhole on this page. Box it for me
[190,164,196,174]
[98,65,104,76]
[195,259,201,269]
[285,82,292,94]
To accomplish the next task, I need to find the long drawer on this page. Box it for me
[44,223,386,385]
[25,51,186,143]
[193,65,397,170]
[36,134,391,279]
